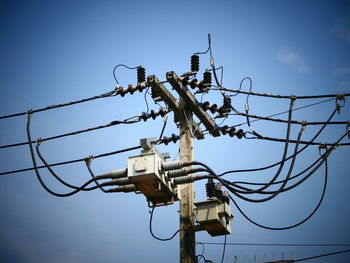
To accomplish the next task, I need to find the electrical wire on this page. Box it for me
[197,242,350,247]
[35,141,96,191]
[0,89,118,120]
[227,99,295,198]
[26,112,106,197]
[0,133,179,177]
[149,206,181,241]
[211,86,350,100]
[220,107,338,177]
[220,235,227,263]
[85,158,108,193]
[231,98,337,128]
[0,119,139,150]
[158,116,168,140]
[228,147,330,230]
[112,64,140,84]
[194,33,211,55]
[292,249,350,262]
[227,123,304,201]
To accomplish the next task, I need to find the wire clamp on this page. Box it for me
[84,155,94,165]
[290,95,296,104]
[27,109,33,117]
[301,120,308,130]
[36,138,43,145]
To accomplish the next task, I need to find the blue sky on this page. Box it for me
[0,0,350,262]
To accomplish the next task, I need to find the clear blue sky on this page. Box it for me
[1,0,350,262]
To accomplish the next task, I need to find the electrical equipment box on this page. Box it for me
[128,138,178,206]
[194,197,233,237]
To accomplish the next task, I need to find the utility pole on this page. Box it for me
[179,99,195,263]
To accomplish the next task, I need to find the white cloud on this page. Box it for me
[333,66,350,75]
[337,81,350,93]
[276,48,309,73]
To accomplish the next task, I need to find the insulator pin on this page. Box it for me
[137,67,146,83]
[191,54,200,72]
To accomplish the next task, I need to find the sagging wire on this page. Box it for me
[112,64,141,85]
[26,111,103,197]
[0,89,118,120]
[85,156,108,193]
[220,107,339,177]
[149,206,181,241]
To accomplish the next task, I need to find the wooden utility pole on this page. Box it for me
[179,99,195,263]
[148,71,220,262]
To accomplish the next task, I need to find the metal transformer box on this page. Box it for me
[128,149,178,206]
[195,197,233,237]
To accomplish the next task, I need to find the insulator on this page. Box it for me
[136,82,145,92]
[137,66,146,83]
[201,101,210,111]
[150,110,157,120]
[97,168,127,179]
[191,54,200,72]
[206,178,216,198]
[189,78,198,89]
[117,86,126,97]
[220,125,229,135]
[171,133,178,143]
[236,129,244,139]
[127,84,135,95]
[223,96,231,108]
[203,70,212,85]
[168,169,188,178]
[141,112,148,122]
[209,104,218,114]
[181,75,189,86]
[228,127,236,137]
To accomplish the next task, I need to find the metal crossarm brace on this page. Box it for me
[166,71,220,137]
[147,74,204,140]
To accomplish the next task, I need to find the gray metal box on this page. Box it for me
[128,150,178,206]
[195,197,233,236]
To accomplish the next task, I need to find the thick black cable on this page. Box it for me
[228,99,294,197]
[220,108,338,177]
[227,124,304,200]
[227,153,323,191]
[228,152,329,230]
[225,143,332,197]
[26,112,103,197]
[85,159,108,193]
[1,89,117,120]
[112,64,140,84]
[293,249,350,262]
[220,235,227,263]
[212,87,350,100]
[35,142,95,191]
[149,206,181,241]
[0,119,139,150]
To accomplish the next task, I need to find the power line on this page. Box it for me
[293,249,350,262]
[0,134,180,176]
[198,242,350,247]
[0,89,118,120]
[211,86,350,100]
[0,108,170,150]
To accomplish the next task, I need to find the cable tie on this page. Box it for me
[84,155,94,165]
[36,138,43,145]
[301,120,308,130]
